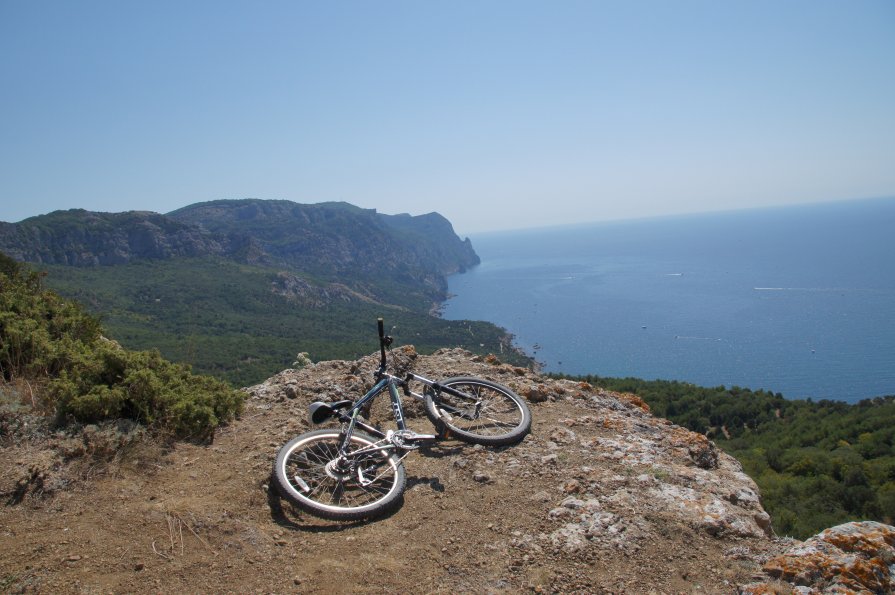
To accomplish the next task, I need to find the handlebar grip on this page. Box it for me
[377,317,385,339]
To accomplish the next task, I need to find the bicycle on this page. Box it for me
[272,318,532,520]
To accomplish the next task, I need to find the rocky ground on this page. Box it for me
[2,347,893,594]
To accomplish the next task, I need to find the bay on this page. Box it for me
[443,198,895,402]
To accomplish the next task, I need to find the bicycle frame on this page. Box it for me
[330,375,459,450]
[338,376,407,445]
[324,318,485,460]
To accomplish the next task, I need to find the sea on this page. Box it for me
[443,198,895,403]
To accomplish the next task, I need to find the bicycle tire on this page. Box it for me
[424,376,531,446]
[273,428,405,521]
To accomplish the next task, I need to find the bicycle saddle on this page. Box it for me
[308,399,353,424]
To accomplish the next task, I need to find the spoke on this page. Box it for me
[443,383,522,435]
[285,435,399,511]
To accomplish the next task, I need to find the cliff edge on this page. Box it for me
[2,348,892,593]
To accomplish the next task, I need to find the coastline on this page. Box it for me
[432,283,541,371]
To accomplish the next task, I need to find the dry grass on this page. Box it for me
[152,512,217,560]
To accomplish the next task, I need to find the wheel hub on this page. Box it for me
[324,458,352,481]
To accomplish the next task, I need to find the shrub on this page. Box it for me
[1,254,244,439]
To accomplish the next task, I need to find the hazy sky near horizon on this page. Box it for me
[2,1,894,234]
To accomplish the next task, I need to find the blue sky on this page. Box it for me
[1,1,893,233]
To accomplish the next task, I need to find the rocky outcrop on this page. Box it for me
[270,272,379,308]
[251,349,779,574]
[741,521,895,593]
[248,348,895,592]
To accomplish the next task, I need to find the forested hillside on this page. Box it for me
[559,373,895,539]
[41,257,522,386]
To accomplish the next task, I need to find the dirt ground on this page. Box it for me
[1,350,787,594]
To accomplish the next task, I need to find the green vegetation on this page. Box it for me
[0,254,243,440]
[41,257,529,386]
[556,373,895,539]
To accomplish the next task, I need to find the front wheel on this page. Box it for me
[424,377,531,446]
[273,429,406,521]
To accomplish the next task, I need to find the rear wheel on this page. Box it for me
[273,429,405,521]
[424,377,531,446]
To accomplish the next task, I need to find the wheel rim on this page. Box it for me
[281,432,400,513]
[440,382,524,437]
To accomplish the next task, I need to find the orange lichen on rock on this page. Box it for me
[668,426,720,469]
[614,392,651,413]
[820,520,895,556]
[600,417,626,431]
[760,521,895,593]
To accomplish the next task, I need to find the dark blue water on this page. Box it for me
[444,198,895,402]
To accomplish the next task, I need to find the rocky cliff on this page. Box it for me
[0,209,243,266]
[168,199,480,280]
[3,348,892,593]
[0,199,479,307]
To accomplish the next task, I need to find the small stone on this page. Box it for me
[563,479,581,494]
[561,497,585,510]
[548,507,574,520]
[531,490,551,502]
[526,386,548,403]
[134,562,145,571]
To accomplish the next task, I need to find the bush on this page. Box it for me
[1,254,244,439]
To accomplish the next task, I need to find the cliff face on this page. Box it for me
[167,199,480,283]
[0,210,240,265]
[6,348,891,593]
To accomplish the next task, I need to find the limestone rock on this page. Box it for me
[742,521,895,593]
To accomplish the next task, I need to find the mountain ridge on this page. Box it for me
[0,199,479,308]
